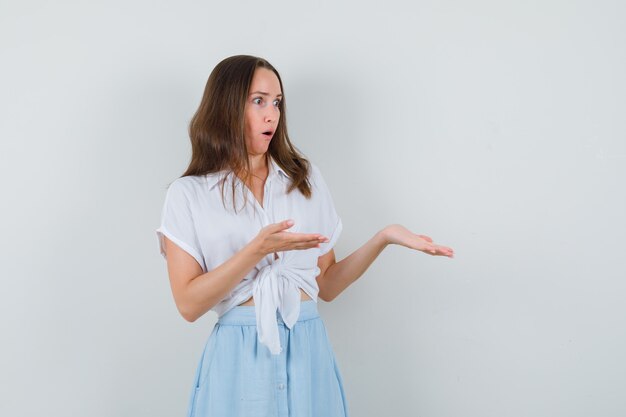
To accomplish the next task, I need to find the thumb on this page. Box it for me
[418,235,433,242]
[275,219,295,231]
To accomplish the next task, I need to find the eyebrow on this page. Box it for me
[249,91,283,97]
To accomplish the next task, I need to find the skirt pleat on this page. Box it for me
[186,300,349,417]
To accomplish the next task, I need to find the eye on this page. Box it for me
[252,97,281,108]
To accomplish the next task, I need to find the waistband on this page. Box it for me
[217,300,319,326]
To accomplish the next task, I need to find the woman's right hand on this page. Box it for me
[252,219,329,256]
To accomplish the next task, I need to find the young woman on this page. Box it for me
[156,55,454,417]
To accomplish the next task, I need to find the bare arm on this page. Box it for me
[163,219,328,322]
[164,236,266,322]
[316,230,388,302]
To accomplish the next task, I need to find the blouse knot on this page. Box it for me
[252,260,319,355]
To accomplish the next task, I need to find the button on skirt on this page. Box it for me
[186,300,350,417]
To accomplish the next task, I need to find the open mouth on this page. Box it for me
[262,131,273,137]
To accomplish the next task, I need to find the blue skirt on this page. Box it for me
[186,300,350,417]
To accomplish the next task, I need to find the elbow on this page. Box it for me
[178,302,200,323]
[318,290,334,303]
[180,308,197,323]
[317,288,327,302]
[174,287,205,322]
[182,313,197,323]
[317,280,337,302]
[179,299,217,322]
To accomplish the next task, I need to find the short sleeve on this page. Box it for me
[311,163,343,256]
[155,179,205,270]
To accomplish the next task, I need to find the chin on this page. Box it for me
[252,145,270,154]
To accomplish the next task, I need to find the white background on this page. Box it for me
[1,1,625,416]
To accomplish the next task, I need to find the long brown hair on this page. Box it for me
[179,54,313,212]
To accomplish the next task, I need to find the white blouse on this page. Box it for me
[156,155,342,355]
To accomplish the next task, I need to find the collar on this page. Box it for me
[269,155,290,180]
[205,155,290,191]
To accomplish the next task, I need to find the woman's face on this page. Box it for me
[244,67,282,156]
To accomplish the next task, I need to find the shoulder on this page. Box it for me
[166,175,207,201]
[308,160,321,175]
[307,161,330,192]
[171,175,206,188]
[307,161,322,184]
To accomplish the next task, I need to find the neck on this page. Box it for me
[249,152,267,173]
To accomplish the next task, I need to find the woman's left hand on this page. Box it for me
[381,224,454,258]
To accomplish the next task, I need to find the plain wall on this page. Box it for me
[1,1,625,416]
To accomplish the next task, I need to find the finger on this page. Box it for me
[438,247,453,256]
[283,237,326,251]
[292,241,322,250]
[430,245,445,255]
[439,246,454,257]
[418,235,433,242]
[274,219,295,231]
[425,245,437,254]
[290,232,328,242]
[297,236,328,247]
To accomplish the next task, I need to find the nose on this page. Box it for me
[264,105,279,122]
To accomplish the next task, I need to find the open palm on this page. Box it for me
[383,224,454,258]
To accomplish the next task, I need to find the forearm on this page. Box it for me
[318,230,389,302]
[182,240,266,322]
